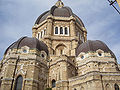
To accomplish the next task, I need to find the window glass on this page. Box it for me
[98,52,102,56]
[41,32,43,38]
[65,27,68,35]
[115,84,119,90]
[60,27,63,34]
[52,79,56,88]
[60,50,63,55]
[55,27,58,34]
[14,76,23,90]
[38,33,40,39]
[53,50,55,55]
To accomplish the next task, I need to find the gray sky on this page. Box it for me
[0,0,120,63]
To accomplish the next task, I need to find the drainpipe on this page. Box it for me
[100,75,104,90]
[10,37,27,90]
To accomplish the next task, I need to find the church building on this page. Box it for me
[0,0,120,90]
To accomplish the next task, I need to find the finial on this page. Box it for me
[55,0,64,8]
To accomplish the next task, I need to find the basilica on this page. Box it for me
[0,0,120,90]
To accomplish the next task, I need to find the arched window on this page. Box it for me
[52,79,56,88]
[114,84,119,90]
[60,27,63,34]
[53,50,55,55]
[65,27,68,35]
[14,75,23,90]
[55,27,58,34]
[105,84,110,90]
[55,44,66,56]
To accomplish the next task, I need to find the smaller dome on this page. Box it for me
[5,37,49,55]
[76,40,116,59]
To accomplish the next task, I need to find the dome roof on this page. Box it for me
[5,37,49,55]
[76,40,116,59]
[35,1,85,27]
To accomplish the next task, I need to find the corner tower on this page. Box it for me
[32,0,87,57]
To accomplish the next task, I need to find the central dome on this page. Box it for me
[35,0,85,27]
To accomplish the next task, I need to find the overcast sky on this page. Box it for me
[0,0,120,63]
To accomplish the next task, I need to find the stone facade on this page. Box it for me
[0,46,48,90]
[0,0,120,90]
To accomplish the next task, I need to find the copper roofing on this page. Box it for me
[5,37,49,55]
[76,40,116,59]
[35,2,85,27]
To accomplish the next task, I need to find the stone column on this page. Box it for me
[32,27,37,38]
[84,32,87,42]
[46,15,53,36]
[60,62,68,80]
[82,27,87,42]
[70,16,78,56]
[45,15,53,55]
[70,17,76,37]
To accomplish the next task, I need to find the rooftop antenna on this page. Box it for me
[107,0,120,14]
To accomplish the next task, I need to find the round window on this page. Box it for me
[81,55,84,59]
[40,51,47,59]
[23,49,27,53]
[98,52,102,56]
[41,54,45,58]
